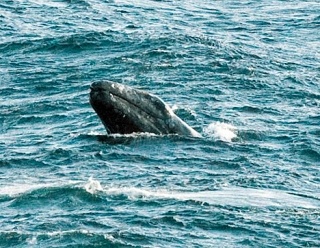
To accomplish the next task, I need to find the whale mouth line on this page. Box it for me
[112,92,167,121]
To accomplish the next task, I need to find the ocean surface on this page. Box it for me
[1,0,319,247]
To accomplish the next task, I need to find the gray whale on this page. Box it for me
[90,81,201,137]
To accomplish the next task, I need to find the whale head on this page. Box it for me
[89,81,201,137]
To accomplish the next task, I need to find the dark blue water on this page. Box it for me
[1,0,319,247]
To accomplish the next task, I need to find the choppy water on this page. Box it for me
[1,0,320,247]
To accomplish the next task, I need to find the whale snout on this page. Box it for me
[90,81,111,92]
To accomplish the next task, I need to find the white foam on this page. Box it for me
[171,104,179,112]
[104,187,175,200]
[86,130,106,136]
[84,182,319,209]
[29,0,67,8]
[109,132,159,138]
[204,122,237,142]
[0,184,49,197]
[84,177,103,194]
[0,181,77,197]
[26,236,38,245]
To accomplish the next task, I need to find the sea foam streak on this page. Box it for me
[84,178,319,209]
[0,181,79,197]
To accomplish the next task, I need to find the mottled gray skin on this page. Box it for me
[90,81,201,137]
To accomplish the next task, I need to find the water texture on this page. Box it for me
[0,0,319,247]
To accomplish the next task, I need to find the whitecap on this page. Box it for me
[98,185,319,209]
[26,236,38,245]
[84,177,103,194]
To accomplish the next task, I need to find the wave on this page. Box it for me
[0,181,75,197]
[0,32,117,54]
[1,179,319,247]
[85,178,320,209]
[0,229,128,248]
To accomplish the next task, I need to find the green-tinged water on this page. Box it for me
[0,0,319,247]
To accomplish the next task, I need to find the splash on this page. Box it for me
[84,177,103,194]
[204,122,237,142]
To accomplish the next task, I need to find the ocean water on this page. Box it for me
[1,0,319,247]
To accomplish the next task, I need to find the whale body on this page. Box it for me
[89,81,201,137]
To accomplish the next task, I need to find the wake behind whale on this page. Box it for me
[89,81,201,137]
